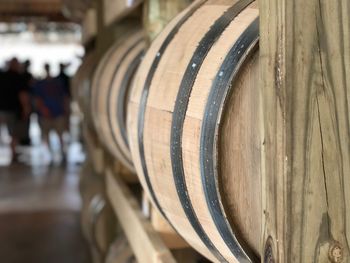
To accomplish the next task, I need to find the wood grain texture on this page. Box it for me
[260,0,350,261]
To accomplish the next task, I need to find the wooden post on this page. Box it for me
[95,0,114,58]
[82,8,97,48]
[95,0,142,59]
[143,0,192,42]
[260,0,350,262]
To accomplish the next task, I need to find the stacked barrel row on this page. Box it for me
[73,0,261,262]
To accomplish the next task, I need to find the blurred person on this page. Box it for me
[57,63,71,98]
[19,59,35,145]
[57,63,71,129]
[33,63,69,142]
[0,58,30,150]
[21,60,35,91]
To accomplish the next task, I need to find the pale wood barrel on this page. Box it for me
[91,30,145,172]
[127,0,260,262]
[71,50,97,122]
[79,162,115,262]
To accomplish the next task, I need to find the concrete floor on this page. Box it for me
[0,164,91,263]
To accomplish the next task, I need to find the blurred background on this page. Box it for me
[0,1,91,262]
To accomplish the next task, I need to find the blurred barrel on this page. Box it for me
[79,162,115,263]
[127,0,260,262]
[72,50,105,174]
[91,30,145,172]
[71,50,97,126]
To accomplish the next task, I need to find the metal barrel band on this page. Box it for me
[200,18,259,262]
[170,0,254,261]
[137,0,208,221]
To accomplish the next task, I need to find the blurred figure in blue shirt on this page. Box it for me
[33,63,69,141]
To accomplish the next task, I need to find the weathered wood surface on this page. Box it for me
[260,0,350,261]
[106,170,177,263]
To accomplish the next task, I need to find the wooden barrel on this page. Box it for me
[79,162,115,262]
[127,0,260,262]
[71,50,97,125]
[91,30,145,172]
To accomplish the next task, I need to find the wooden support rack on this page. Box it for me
[106,170,177,263]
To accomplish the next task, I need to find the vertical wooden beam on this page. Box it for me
[82,8,97,46]
[260,0,350,262]
[95,0,114,58]
[95,0,142,62]
[143,0,192,42]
